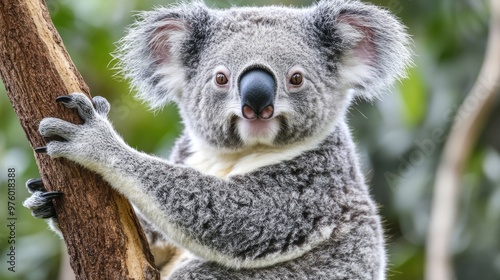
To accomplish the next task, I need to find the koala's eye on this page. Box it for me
[215,73,229,85]
[290,73,303,86]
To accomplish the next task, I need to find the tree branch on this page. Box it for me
[425,0,500,279]
[0,1,159,279]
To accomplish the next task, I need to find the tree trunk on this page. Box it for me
[0,1,159,279]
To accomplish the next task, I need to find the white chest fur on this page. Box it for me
[184,135,326,178]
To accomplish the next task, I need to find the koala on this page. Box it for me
[23,0,411,279]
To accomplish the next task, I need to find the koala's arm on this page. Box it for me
[23,175,186,273]
[38,93,372,269]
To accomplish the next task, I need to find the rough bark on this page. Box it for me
[425,0,500,279]
[0,1,159,279]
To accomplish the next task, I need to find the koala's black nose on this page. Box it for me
[239,69,276,120]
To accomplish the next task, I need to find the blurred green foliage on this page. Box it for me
[1,0,499,279]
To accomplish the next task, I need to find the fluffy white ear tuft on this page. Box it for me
[113,2,211,109]
[313,0,413,99]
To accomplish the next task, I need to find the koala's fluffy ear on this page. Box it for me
[312,0,412,99]
[114,2,211,109]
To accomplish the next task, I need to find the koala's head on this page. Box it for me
[115,0,411,151]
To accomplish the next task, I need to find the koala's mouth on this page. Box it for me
[236,116,281,145]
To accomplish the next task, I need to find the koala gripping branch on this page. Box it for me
[0,1,159,279]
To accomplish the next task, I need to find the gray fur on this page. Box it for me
[28,0,411,279]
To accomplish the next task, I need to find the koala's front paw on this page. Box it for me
[37,93,119,165]
[22,178,62,219]
[54,93,110,120]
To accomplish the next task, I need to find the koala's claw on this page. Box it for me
[35,147,47,154]
[23,178,62,219]
[26,178,45,192]
[54,93,110,119]
[55,93,97,121]
[40,191,63,199]
[55,95,72,104]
